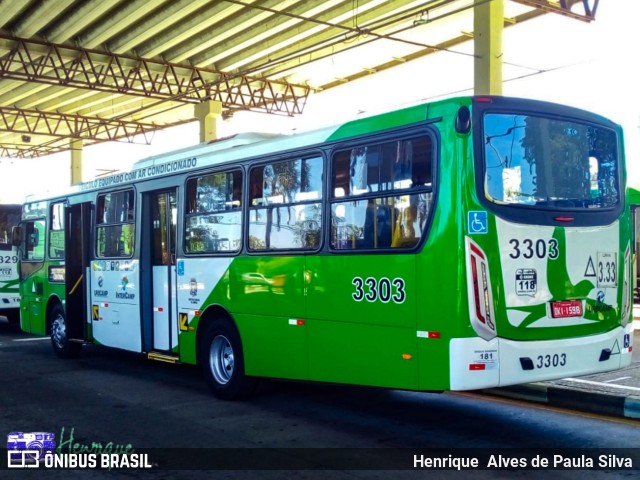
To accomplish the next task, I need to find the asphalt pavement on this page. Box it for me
[2,312,639,421]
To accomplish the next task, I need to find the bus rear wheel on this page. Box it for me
[202,320,257,400]
[50,305,82,359]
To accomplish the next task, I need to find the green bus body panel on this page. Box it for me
[231,256,305,317]
[307,319,418,389]
[19,261,65,335]
[236,313,309,380]
[305,254,416,328]
[627,187,640,206]
[19,264,45,334]
[306,254,418,388]
[230,256,307,380]
[327,104,429,142]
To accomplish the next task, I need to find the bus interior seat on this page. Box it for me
[376,205,392,248]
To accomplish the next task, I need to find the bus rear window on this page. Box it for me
[483,113,619,209]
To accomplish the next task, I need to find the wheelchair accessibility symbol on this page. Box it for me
[468,211,488,234]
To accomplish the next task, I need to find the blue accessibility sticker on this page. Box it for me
[468,211,488,234]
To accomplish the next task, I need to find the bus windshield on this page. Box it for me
[483,113,619,209]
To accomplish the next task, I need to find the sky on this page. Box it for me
[1,0,639,203]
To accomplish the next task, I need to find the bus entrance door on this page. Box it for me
[65,202,91,340]
[143,189,178,356]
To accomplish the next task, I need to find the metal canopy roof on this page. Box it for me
[0,0,597,158]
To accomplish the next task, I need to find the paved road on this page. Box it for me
[0,320,638,480]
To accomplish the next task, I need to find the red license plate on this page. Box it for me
[551,300,583,318]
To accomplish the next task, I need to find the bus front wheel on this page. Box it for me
[50,305,82,359]
[202,320,256,400]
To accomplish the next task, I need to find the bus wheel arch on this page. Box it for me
[196,305,230,360]
[49,301,81,359]
[196,306,257,400]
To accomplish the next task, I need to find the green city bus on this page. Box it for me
[14,96,634,399]
[627,186,640,302]
[0,204,21,324]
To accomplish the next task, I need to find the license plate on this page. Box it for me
[551,300,583,318]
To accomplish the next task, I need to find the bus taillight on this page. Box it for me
[465,237,496,341]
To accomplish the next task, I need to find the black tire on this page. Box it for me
[50,304,82,359]
[201,320,257,400]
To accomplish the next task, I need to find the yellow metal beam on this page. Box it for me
[474,0,504,95]
[70,138,83,185]
[194,100,223,143]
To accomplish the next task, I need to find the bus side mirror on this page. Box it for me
[11,225,22,247]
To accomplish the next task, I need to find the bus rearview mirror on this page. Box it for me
[11,225,22,247]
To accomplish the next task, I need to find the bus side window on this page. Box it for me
[249,167,264,206]
[96,190,135,258]
[376,204,393,248]
[330,135,434,251]
[248,156,323,251]
[185,169,243,254]
[49,202,65,259]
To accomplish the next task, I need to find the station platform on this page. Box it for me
[485,313,640,420]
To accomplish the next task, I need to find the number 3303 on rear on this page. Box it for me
[536,353,567,369]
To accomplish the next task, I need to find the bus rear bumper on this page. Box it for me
[449,324,634,391]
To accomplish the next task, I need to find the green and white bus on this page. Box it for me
[0,204,21,324]
[14,96,634,399]
[627,186,640,302]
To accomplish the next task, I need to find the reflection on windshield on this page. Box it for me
[483,113,619,209]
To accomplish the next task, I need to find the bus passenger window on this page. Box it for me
[96,190,135,258]
[185,169,243,254]
[330,135,434,251]
[248,156,323,251]
[350,147,369,195]
[49,202,65,259]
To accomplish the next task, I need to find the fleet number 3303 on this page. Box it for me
[352,277,406,304]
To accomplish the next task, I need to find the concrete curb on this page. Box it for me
[483,383,640,420]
